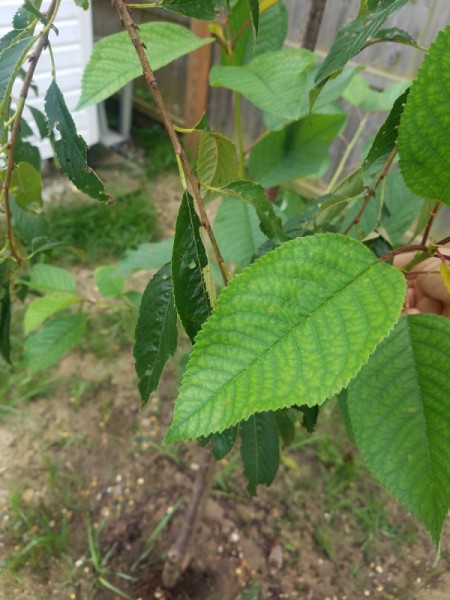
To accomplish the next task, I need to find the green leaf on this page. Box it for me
[29,106,48,139]
[398,25,450,204]
[347,315,450,544]
[24,314,86,372]
[172,191,211,342]
[10,162,42,208]
[29,264,77,293]
[362,90,409,187]
[10,197,49,247]
[210,49,316,121]
[94,266,124,298]
[14,135,41,171]
[314,0,408,87]
[78,22,213,109]
[24,292,82,335]
[296,404,319,433]
[159,0,215,20]
[196,131,240,194]
[13,4,33,29]
[214,196,266,268]
[372,27,419,48]
[73,0,89,9]
[342,75,410,113]
[274,409,296,446]
[240,412,279,495]
[133,263,178,405]
[0,282,12,364]
[222,180,285,242]
[164,233,405,443]
[114,238,174,276]
[249,113,346,187]
[211,426,238,460]
[246,0,259,36]
[0,36,36,119]
[45,81,110,202]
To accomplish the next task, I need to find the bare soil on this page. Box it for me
[1,170,450,600]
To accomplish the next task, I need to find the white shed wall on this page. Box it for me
[0,0,99,158]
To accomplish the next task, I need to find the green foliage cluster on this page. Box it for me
[1,0,450,553]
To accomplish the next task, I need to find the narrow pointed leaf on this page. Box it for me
[159,0,215,20]
[246,0,259,36]
[45,81,109,202]
[314,0,408,87]
[0,36,35,118]
[214,196,266,268]
[362,90,409,187]
[165,233,405,443]
[398,26,450,204]
[274,409,296,446]
[78,23,213,109]
[347,315,450,544]
[24,314,86,372]
[0,282,12,364]
[133,263,178,405]
[240,412,279,495]
[24,292,82,335]
[172,192,211,342]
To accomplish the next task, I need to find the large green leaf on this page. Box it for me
[214,196,266,268]
[29,264,77,293]
[159,0,215,19]
[134,263,178,405]
[45,81,110,202]
[314,0,408,87]
[249,113,346,187]
[78,22,213,109]
[240,412,279,495]
[398,25,450,204]
[172,191,211,342]
[362,90,409,187]
[210,49,316,121]
[0,282,11,364]
[24,314,86,372]
[0,36,35,119]
[164,233,405,442]
[24,292,82,335]
[10,162,42,208]
[347,315,450,544]
[114,238,174,276]
[196,131,239,193]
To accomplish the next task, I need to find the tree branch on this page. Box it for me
[421,200,441,246]
[113,0,228,286]
[302,0,327,51]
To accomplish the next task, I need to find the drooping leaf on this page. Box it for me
[94,266,124,298]
[295,404,319,433]
[362,89,409,187]
[0,36,35,117]
[0,282,12,364]
[196,131,239,193]
[29,106,48,139]
[222,180,285,242]
[371,27,420,48]
[14,135,41,171]
[24,292,82,335]
[10,162,42,208]
[159,0,215,20]
[314,0,408,87]
[246,0,259,37]
[210,49,316,121]
[347,315,450,545]
[211,425,238,460]
[240,412,279,495]
[274,409,296,446]
[164,233,405,443]
[114,238,174,276]
[45,80,110,202]
[78,22,213,109]
[29,263,77,293]
[398,25,450,204]
[172,191,211,342]
[24,314,86,372]
[249,113,346,187]
[214,196,266,268]
[133,263,178,405]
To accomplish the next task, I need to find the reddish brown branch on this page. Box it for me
[114,0,228,286]
[379,244,427,263]
[421,200,441,246]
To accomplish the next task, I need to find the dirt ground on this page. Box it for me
[1,169,450,600]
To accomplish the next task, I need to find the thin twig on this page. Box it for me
[343,146,398,236]
[421,200,442,246]
[437,235,450,246]
[302,0,327,51]
[1,0,61,264]
[379,244,427,263]
[114,0,228,286]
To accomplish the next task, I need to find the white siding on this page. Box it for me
[0,0,99,158]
